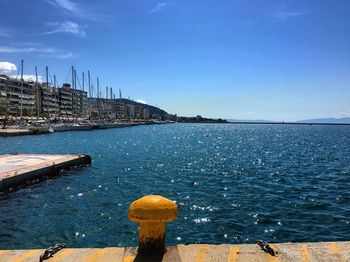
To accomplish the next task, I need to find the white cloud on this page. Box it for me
[270,11,304,23]
[0,62,44,81]
[149,2,169,14]
[0,62,17,74]
[0,45,74,59]
[333,112,350,118]
[40,51,74,59]
[0,28,13,38]
[0,46,55,54]
[46,0,109,21]
[10,74,44,82]
[136,99,147,104]
[44,21,86,37]
[46,0,81,14]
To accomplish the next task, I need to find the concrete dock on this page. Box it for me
[0,121,173,137]
[0,128,50,137]
[0,154,91,191]
[0,241,349,261]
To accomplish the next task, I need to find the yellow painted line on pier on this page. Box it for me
[195,245,209,262]
[49,248,75,262]
[329,242,340,253]
[12,250,40,262]
[328,242,345,262]
[123,255,135,262]
[227,246,240,262]
[85,248,108,262]
[268,244,279,262]
[300,245,311,262]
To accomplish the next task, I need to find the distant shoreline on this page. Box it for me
[228,121,350,126]
[178,121,350,126]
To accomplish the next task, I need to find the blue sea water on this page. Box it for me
[0,123,349,249]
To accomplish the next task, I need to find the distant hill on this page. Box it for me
[178,116,228,123]
[297,117,350,124]
[114,98,169,118]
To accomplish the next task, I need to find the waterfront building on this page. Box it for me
[87,98,115,120]
[0,76,87,119]
[144,108,150,120]
[1,75,156,121]
[59,84,73,117]
[115,102,127,119]
[126,104,135,119]
[58,84,88,119]
[41,84,60,117]
[134,106,149,120]
[0,75,38,117]
[86,98,150,121]
[71,88,88,119]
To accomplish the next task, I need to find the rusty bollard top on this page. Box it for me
[128,195,178,255]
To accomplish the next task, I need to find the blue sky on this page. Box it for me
[0,0,349,121]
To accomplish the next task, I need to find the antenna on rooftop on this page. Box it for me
[119,89,122,99]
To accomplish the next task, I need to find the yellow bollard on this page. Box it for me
[128,195,178,255]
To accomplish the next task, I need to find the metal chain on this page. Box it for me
[256,240,277,256]
[39,243,66,262]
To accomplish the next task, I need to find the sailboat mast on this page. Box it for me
[97,77,101,120]
[20,60,23,81]
[71,66,74,121]
[35,66,39,119]
[97,77,100,99]
[82,72,85,92]
[4,73,9,127]
[20,59,23,119]
[74,69,77,120]
[71,66,74,88]
[74,70,77,90]
[88,70,91,98]
[46,66,48,87]
[54,74,57,117]
[46,66,49,118]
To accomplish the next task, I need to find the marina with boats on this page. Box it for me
[0,60,176,136]
[0,120,174,136]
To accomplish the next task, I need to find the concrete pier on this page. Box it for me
[0,154,91,191]
[1,241,349,261]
